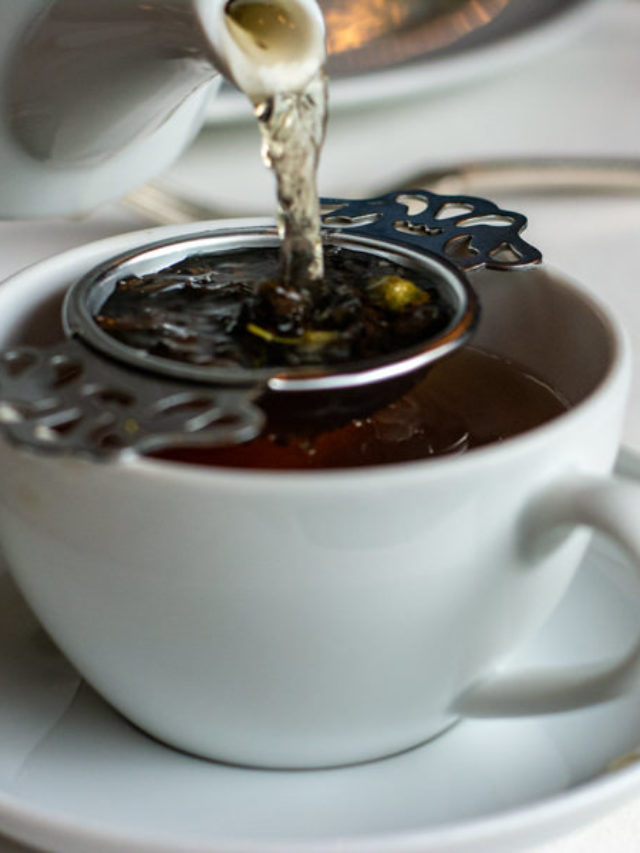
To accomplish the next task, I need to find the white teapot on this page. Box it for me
[0,0,325,218]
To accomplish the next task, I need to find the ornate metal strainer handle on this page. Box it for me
[321,190,541,271]
[0,341,263,460]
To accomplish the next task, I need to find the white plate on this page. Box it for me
[205,0,607,123]
[2,466,640,853]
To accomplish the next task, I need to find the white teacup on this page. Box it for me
[0,222,639,770]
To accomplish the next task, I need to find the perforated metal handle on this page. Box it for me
[321,190,542,271]
[0,340,264,460]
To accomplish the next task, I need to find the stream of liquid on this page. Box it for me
[225,0,329,292]
[254,71,328,291]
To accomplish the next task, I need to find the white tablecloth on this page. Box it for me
[1,1,640,850]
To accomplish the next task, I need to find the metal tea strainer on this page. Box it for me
[0,191,541,459]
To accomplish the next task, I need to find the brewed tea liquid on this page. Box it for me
[153,347,568,470]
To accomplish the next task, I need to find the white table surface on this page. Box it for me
[1,1,640,850]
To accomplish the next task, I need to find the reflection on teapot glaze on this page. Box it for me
[7,0,219,165]
[225,0,300,61]
[212,0,326,99]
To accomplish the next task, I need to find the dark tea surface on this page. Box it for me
[94,245,454,369]
[153,347,569,470]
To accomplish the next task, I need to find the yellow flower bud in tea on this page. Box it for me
[368,275,430,312]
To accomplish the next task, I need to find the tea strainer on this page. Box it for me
[0,190,541,459]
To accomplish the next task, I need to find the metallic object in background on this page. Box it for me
[404,156,640,197]
[320,0,510,75]
[123,157,640,227]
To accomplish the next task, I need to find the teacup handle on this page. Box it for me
[454,474,640,717]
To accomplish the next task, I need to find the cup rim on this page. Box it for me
[0,221,628,490]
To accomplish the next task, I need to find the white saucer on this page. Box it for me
[205,0,607,123]
[3,463,640,853]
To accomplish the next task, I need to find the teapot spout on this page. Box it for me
[196,0,326,101]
